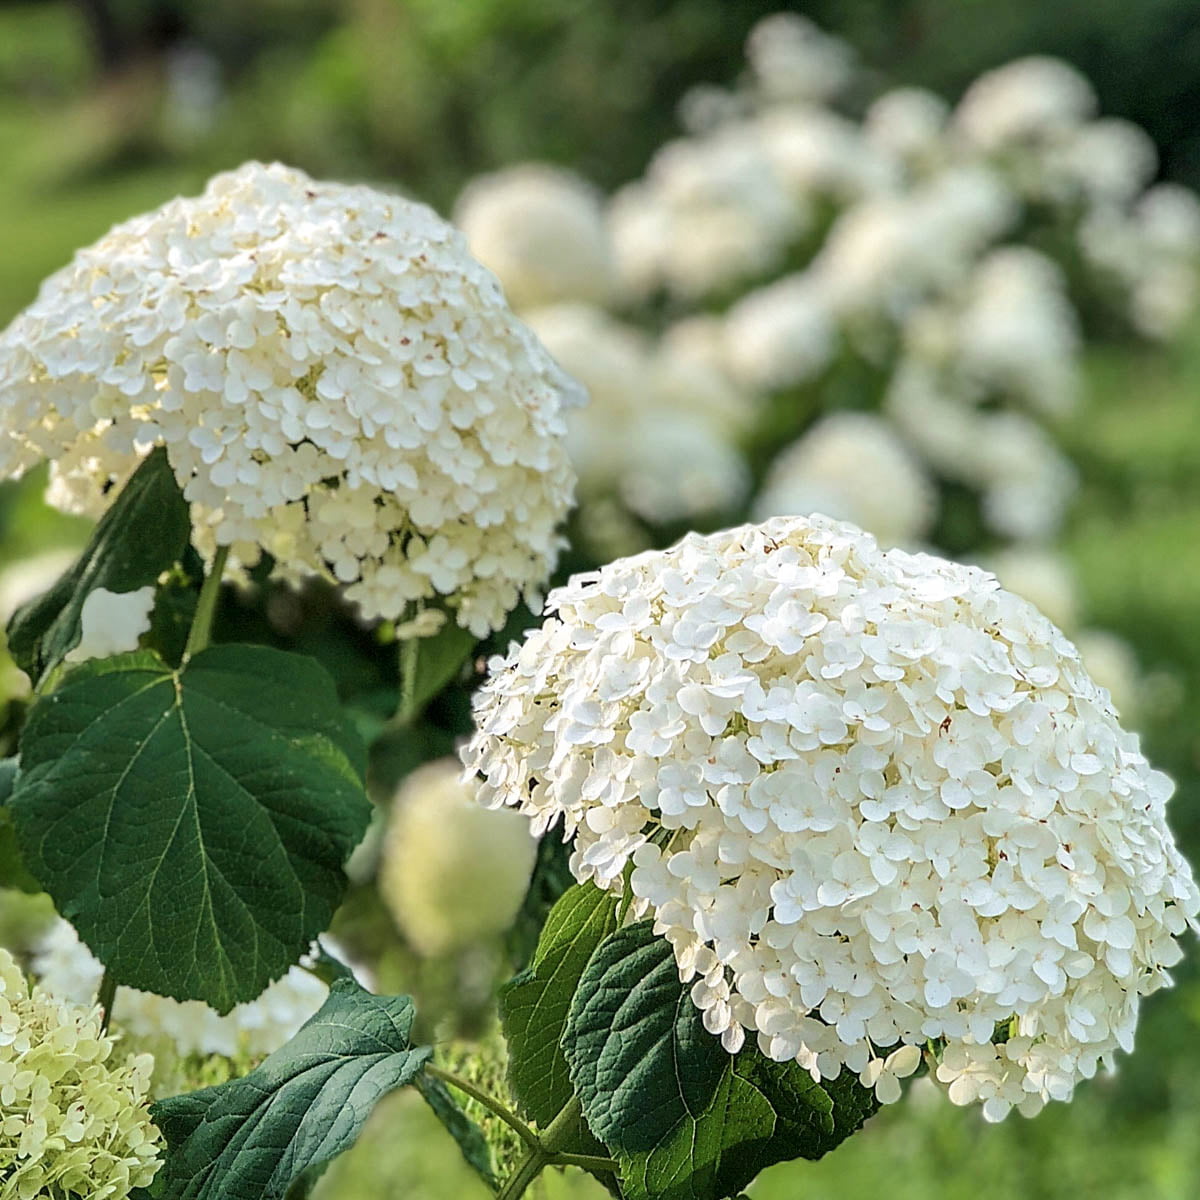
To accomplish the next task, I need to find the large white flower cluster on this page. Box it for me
[465,516,1199,1121]
[753,412,935,548]
[0,947,162,1198]
[526,305,751,526]
[34,920,328,1059]
[0,161,580,636]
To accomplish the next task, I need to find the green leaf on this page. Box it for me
[152,978,430,1200]
[500,880,619,1127]
[10,644,370,1012]
[396,617,478,723]
[413,1073,499,1188]
[6,446,190,684]
[0,758,39,893]
[564,922,879,1200]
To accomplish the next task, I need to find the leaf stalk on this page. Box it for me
[184,544,231,661]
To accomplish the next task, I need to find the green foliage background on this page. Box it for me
[1,1,1199,1196]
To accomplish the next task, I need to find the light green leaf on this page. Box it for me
[413,1073,499,1188]
[10,644,369,1012]
[152,979,430,1200]
[6,446,190,684]
[564,922,879,1200]
[396,617,478,723]
[500,880,619,1127]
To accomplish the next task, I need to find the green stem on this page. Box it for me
[183,544,231,661]
[396,634,420,725]
[496,1096,586,1200]
[554,1153,619,1173]
[424,1064,540,1154]
[97,970,117,1034]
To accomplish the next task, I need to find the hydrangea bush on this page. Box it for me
[0,65,1195,1200]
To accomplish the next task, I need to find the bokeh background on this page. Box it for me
[3,2,1200,1197]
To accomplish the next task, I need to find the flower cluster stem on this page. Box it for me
[424,1064,541,1153]
[184,544,231,661]
[97,969,117,1034]
[494,1096,614,1200]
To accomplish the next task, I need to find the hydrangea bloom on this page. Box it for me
[0,947,162,1198]
[0,161,580,636]
[466,515,1199,1120]
[33,921,328,1060]
[753,413,935,548]
[379,759,537,957]
[454,164,615,311]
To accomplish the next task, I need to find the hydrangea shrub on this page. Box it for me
[0,73,1194,1200]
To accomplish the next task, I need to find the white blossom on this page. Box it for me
[954,57,1097,151]
[378,759,537,957]
[34,920,329,1059]
[745,13,857,105]
[454,163,615,310]
[982,547,1078,633]
[0,161,580,637]
[864,88,951,171]
[466,515,1198,1121]
[754,413,936,547]
[64,586,156,663]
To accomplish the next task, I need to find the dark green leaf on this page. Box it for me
[10,645,370,1011]
[0,758,39,893]
[413,1073,499,1188]
[396,618,478,723]
[152,979,430,1200]
[564,922,879,1200]
[7,447,190,683]
[500,880,619,1127]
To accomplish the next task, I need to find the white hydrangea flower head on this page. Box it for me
[722,274,837,393]
[63,586,156,664]
[745,13,857,105]
[954,57,1097,151]
[0,946,162,1197]
[953,247,1080,416]
[379,758,537,957]
[651,324,757,439]
[1047,118,1158,206]
[608,128,799,301]
[526,305,751,524]
[753,106,895,205]
[864,88,951,171]
[0,161,580,637]
[454,164,616,311]
[885,363,1077,542]
[616,413,751,527]
[813,166,1016,319]
[753,413,936,548]
[466,515,1199,1120]
[982,547,1079,634]
[34,920,328,1059]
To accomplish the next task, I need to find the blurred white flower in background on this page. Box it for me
[0,548,77,623]
[983,546,1080,633]
[528,304,751,525]
[454,163,615,310]
[746,12,857,105]
[953,57,1096,152]
[63,585,156,663]
[753,412,936,547]
[379,759,536,958]
[34,920,329,1058]
[864,88,951,172]
[723,274,836,392]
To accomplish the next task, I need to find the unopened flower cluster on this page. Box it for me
[33,921,327,1060]
[0,947,161,1198]
[466,516,1200,1120]
[0,161,580,636]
